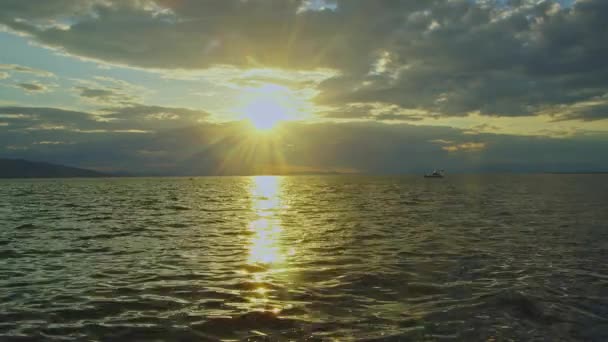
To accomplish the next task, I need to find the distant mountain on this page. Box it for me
[0,159,109,178]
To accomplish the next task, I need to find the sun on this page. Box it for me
[244,96,291,131]
[237,84,301,131]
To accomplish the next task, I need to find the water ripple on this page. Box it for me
[1,175,607,340]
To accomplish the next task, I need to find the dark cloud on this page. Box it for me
[550,97,608,122]
[560,109,608,122]
[1,110,607,175]
[315,0,608,120]
[0,0,96,20]
[0,0,424,71]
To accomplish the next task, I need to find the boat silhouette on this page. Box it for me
[424,170,444,178]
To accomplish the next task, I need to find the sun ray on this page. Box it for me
[208,124,289,175]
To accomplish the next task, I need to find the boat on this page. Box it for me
[424,169,444,178]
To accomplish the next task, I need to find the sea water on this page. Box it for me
[1,175,607,340]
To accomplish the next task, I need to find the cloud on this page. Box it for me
[374,113,425,122]
[5,145,29,151]
[0,0,607,124]
[75,86,136,104]
[441,142,486,152]
[69,76,146,105]
[0,104,210,133]
[546,94,608,122]
[320,103,377,119]
[0,106,103,131]
[101,104,209,121]
[17,83,45,92]
[320,102,426,121]
[15,81,54,93]
[78,88,116,99]
[431,138,487,152]
[0,63,55,77]
[34,141,74,145]
[313,0,608,121]
[1,112,607,175]
[430,139,454,145]
[464,123,501,135]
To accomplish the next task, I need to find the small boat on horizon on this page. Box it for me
[424,169,444,178]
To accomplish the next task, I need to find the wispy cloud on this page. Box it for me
[34,141,74,145]
[0,63,55,78]
[0,104,210,133]
[66,75,150,105]
[75,86,136,105]
[442,142,487,153]
[15,81,55,94]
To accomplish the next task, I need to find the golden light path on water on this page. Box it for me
[248,176,284,265]
[244,176,292,315]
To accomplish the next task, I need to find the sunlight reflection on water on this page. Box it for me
[248,176,284,265]
[245,176,289,313]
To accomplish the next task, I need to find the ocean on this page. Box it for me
[1,175,607,341]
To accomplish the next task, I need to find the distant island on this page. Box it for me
[0,158,109,178]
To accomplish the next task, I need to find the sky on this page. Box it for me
[0,0,607,175]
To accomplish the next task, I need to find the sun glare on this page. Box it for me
[238,84,303,131]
